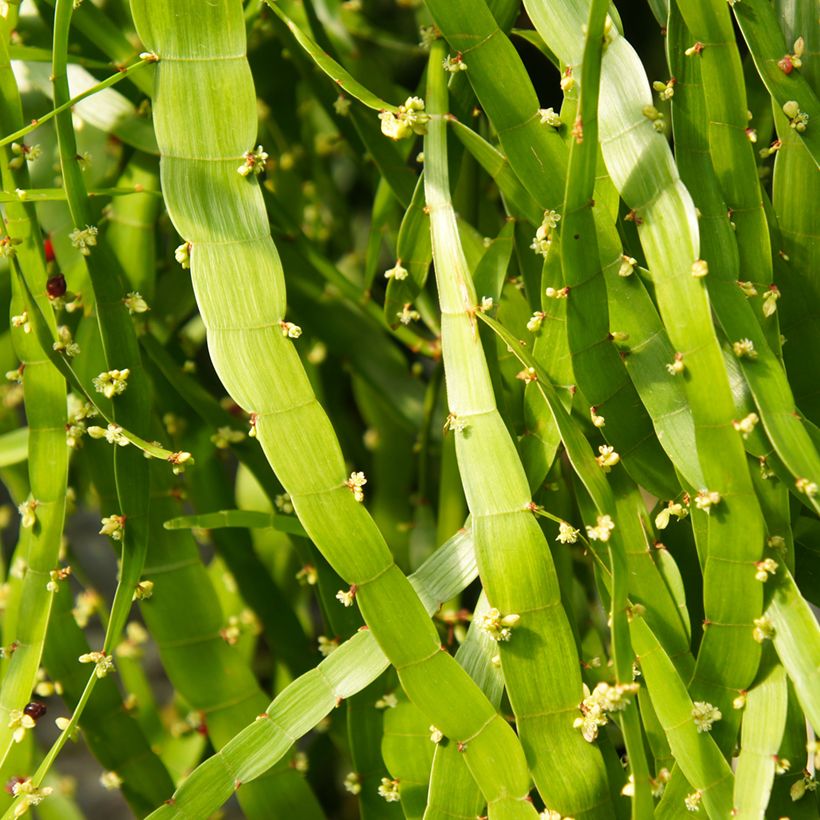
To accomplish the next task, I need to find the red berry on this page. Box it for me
[43,237,55,263]
[23,701,47,721]
[46,274,66,299]
[778,55,794,74]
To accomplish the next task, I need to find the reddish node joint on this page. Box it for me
[257,713,269,720]
[234,780,242,790]
[456,741,467,753]
[624,209,643,225]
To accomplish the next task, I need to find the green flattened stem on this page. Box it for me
[424,39,612,818]
[131,0,536,813]
[0,34,68,774]
[145,528,482,820]
[667,5,820,517]
[527,0,764,748]
[424,0,698,498]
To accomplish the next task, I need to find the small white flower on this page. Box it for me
[69,225,98,256]
[694,490,721,514]
[375,693,398,710]
[796,477,818,497]
[333,96,351,116]
[211,426,246,449]
[538,107,562,127]
[732,412,759,438]
[336,588,356,608]
[379,97,429,141]
[595,445,620,472]
[280,321,302,338]
[429,725,443,743]
[691,701,721,733]
[93,369,130,399]
[762,285,781,317]
[475,607,520,642]
[99,771,123,790]
[732,338,757,359]
[684,790,702,811]
[586,515,615,542]
[79,650,115,679]
[384,261,408,281]
[655,501,688,530]
[754,558,778,582]
[238,145,268,177]
[666,352,685,375]
[377,777,400,802]
[556,521,580,544]
[752,616,775,642]
[123,292,149,314]
[527,311,545,332]
[397,304,420,325]
[346,471,367,502]
[174,242,191,269]
[618,255,637,277]
[443,52,467,72]
[343,772,361,795]
[317,636,338,657]
[690,259,709,278]
[99,514,125,541]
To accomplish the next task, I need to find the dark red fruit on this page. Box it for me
[46,274,67,299]
[23,701,47,721]
[43,237,55,263]
[5,777,25,795]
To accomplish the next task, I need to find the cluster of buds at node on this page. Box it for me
[275,493,294,513]
[538,107,562,127]
[590,407,605,428]
[574,681,640,742]
[539,810,576,820]
[655,500,689,530]
[732,338,757,359]
[684,41,704,56]
[443,52,467,72]
[586,514,615,542]
[0,236,21,258]
[796,477,818,497]
[379,97,429,141]
[317,635,339,657]
[733,690,747,710]
[476,607,520,642]
[220,609,260,645]
[175,242,191,269]
[691,701,721,733]
[531,210,561,257]
[99,514,125,541]
[52,325,80,358]
[694,489,721,514]
[9,141,41,169]
[72,590,100,629]
[445,413,468,434]
[733,412,759,439]
[132,580,154,601]
[123,291,149,314]
[384,260,408,281]
[8,778,53,817]
[211,426,246,449]
[343,772,361,794]
[377,777,400,802]
[46,566,72,593]
[296,564,318,586]
[10,312,30,334]
[755,558,778,582]
[691,259,709,278]
[527,311,546,333]
[515,367,537,384]
[782,100,809,133]
[278,320,301,339]
[93,368,130,399]
[595,445,620,472]
[545,286,569,299]
[476,296,494,313]
[79,650,115,679]
[556,521,580,544]
[18,499,37,529]
[397,304,420,325]
[762,284,780,317]
[238,145,268,177]
[684,790,702,812]
[560,66,574,92]
[618,255,637,277]
[336,585,357,608]
[375,692,398,710]
[642,104,665,132]
[666,352,685,375]
[736,280,758,298]
[652,78,676,100]
[778,37,805,73]
[88,423,129,447]
[429,725,444,743]
[8,701,46,744]
[69,225,98,256]
[752,615,775,643]
[346,471,367,502]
